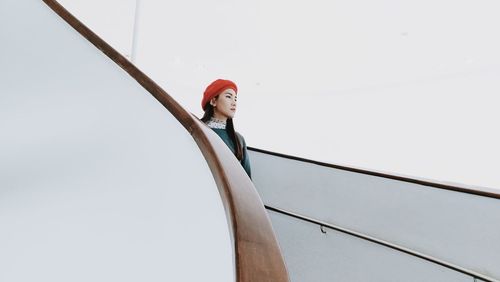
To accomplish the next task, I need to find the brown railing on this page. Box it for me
[249,146,500,200]
[42,1,289,281]
[249,147,500,282]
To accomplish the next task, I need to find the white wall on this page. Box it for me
[1,0,233,280]
[268,211,473,282]
[250,150,500,280]
[55,0,500,189]
[57,0,136,59]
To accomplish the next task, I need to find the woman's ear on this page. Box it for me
[210,97,217,107]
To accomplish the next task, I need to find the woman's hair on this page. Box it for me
[201,98,244,161]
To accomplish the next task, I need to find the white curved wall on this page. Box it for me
[269,211,472,282]
[0,1,233,281]
[250,149,500,281]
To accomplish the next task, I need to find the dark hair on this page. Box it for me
[201,98,244,161]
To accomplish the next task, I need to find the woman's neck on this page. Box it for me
[212,111,228,122]
[206,116,227,129]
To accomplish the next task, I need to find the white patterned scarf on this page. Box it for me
[206,117,227,129]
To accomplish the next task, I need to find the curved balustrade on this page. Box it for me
[249,147,500,282]
[0,0,288,281]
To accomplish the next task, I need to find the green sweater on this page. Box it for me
[211,128,252,179]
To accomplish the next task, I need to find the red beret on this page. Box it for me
[201,79,238,110]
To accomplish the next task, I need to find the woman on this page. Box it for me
[200,79,251,178]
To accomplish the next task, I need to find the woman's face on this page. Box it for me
[211,88,237,119]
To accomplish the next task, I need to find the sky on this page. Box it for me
[58,0,500,190]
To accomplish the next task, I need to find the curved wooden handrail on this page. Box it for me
[249,146,500,199]
[42,1,289,281]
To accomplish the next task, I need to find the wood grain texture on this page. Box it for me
[41,1,289,281]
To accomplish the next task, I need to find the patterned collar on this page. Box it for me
[206,117,227,129]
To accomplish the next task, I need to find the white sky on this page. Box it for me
[58,0,500,190]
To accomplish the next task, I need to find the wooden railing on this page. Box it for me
[249,146,500,199]
[42,1,289,281]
